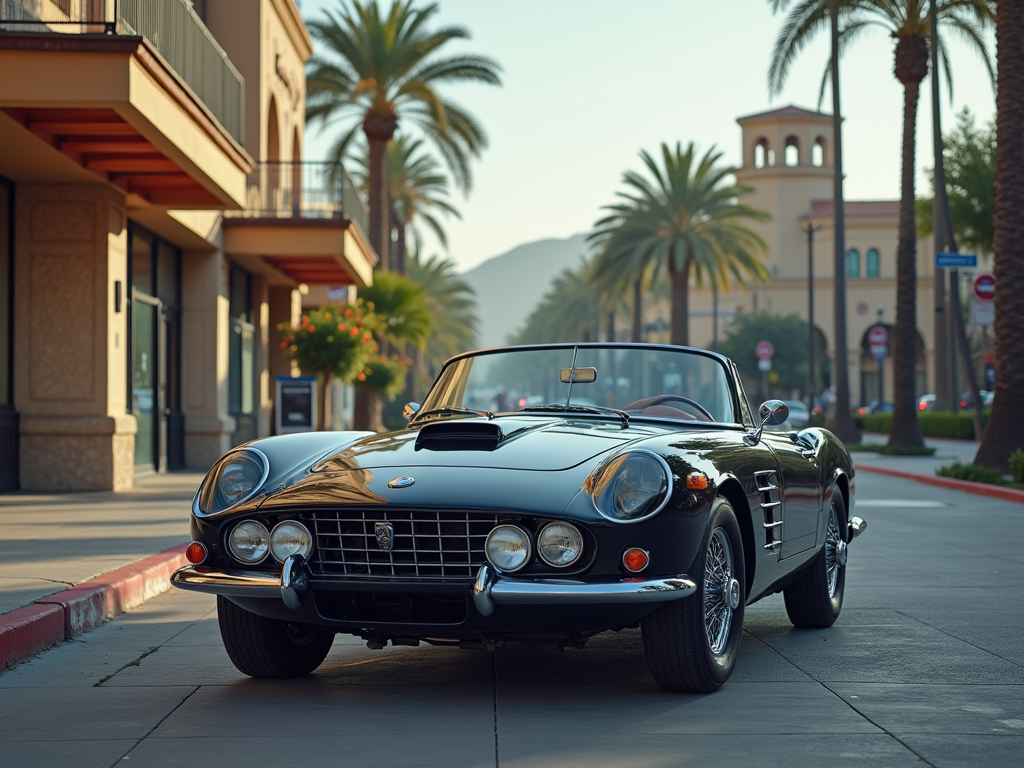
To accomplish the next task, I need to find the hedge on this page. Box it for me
[858,411,983,440]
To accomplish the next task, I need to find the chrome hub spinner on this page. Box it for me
[726,577,741,610]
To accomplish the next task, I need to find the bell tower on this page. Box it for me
[735,106,835,279]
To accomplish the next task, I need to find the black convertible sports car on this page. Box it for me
[172,343,865,692]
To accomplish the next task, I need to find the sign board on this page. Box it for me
[973,274,995,301]
[935,252,978,268]
[275,375,317,434]
[868,325,888,358]
[756,340,774,360]
[971,297,995,325]
[758,358,772,372]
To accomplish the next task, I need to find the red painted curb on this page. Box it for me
[0,603,65,670]
[856,463,1024,503]
[1,543,188,670]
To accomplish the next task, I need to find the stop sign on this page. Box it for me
[868,325,888,347]
[756,340,774,360]
[974,274,995,301]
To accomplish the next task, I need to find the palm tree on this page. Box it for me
[355,270,433,429]
[974,2,1024,471]
[590,143,770,347]
[407,252,478,396]
[305,0,501,267]
[511,258,610,345]
[352,135,461,274]
[767,0,994,448]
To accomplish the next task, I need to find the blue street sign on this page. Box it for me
[935,252,977,268]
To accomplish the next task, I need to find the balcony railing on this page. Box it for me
[225,162,370,236]
[0,0,244,145]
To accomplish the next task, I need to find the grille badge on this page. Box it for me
[374,522,394,551]
[388,476,415,488]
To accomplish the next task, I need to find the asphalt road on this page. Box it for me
[1,473,1022,768]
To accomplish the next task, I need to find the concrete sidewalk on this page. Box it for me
[1,472,200,669]
[2,436,1021,671]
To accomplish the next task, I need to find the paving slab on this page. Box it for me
[0,740,138,768]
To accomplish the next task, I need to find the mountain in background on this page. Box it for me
[460,233,591,350]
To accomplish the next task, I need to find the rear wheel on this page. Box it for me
[641,497,745,693]
[217,596,334,678]
[784,491,847,628]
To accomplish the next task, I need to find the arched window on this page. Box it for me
[754,138,769,169]
[785,136,799,166]
[812,137,825,167]
[866,248,880,277]
[846,248,861,278]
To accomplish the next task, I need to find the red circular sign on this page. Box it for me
[868,325,888,347]
[756,341,774,360]
[974,274,995,301]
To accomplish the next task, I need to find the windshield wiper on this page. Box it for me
[521,404,630,427]
[413,406,493,422]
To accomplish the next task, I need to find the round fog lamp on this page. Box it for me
[185,541,208,564]
[270,521,313,563]
[485,525,532,573]
[537,522,583,567]
[622,547,650,573]
[228,520,270,564]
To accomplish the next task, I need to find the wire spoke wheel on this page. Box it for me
[703,527,735,655]
[823,501,845,599]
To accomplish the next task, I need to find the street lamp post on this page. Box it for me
[876,306,885,404]
[805,222,821,413]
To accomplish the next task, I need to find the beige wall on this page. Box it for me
[14,184,136,491]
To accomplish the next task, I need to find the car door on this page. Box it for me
[762,432,821,558]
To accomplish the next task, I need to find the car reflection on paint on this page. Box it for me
[171,343,865,693]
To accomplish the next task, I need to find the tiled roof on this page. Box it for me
[805,199,900,218]
[737,105,833,122]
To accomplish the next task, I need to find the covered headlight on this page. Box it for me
[588,450,672,523]
[195,448,269,516]
[485,525,532,572]
[537,522,583,567]
[270,521,313,563]
[228,520,270,564]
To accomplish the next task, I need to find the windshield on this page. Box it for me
[418,345,738,424]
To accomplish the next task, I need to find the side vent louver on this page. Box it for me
[415,421,504,452]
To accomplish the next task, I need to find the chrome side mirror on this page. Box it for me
[745,399,789,445]
[403,402,420,421]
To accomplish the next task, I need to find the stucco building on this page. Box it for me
[684,105,938,406]
[0,0,376,492]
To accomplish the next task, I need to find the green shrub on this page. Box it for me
[1009,449,1024,485]
[860,413,892,433]
[878,445,936,456]
[856,411,979,439]
[936,461,1004,485]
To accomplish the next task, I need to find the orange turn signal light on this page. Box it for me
[686,472,709,490]
[185,541,208,564]
[622,547,649,573]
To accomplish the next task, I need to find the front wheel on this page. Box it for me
[217,596,335,678]
[784,490,847,628]
[641,496,745,693]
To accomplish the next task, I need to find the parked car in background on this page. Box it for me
[782,400,811,428]
[857,401,893,415]
[959,390,993,409]
[173,343,866,693]
[917,394,937,412]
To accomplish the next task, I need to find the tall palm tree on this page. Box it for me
[590,143,770,347]
[768,0,994,448]
[407,252,478,395]
[974,1,1024,471]
[305,0,501,267]
[352,135,461,274]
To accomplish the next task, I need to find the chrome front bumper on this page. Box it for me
[171,558,697,616]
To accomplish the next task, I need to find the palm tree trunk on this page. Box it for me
[825,0,858,443]
[352,387,373,431]
[363,114,397,270]
[888,37,927,449]
[395,220,407,275]
[318,372,331,431]
[668,248,692,346]
[928,0,951,412]
[975,1,1024,470]
[632,277,643,342]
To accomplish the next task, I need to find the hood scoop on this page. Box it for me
[415,421,504,452]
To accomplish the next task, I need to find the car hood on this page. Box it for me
[312,416,659,473]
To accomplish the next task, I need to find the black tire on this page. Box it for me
[217,596,334,678]
[784,490,847,628]
[641,496,745,693]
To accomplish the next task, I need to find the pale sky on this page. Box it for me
[299,0,997,273]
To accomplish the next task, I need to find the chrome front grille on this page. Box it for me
[308,509,498,580]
